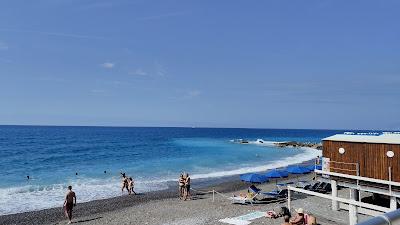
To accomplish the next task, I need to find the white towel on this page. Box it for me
[219,218,251,225]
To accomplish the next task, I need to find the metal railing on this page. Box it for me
[357,209,400,225]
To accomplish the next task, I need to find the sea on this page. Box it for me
[0,126,348,215]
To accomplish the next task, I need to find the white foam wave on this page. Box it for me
[0,146,321,216]
[190,146,321,179]
[0,177,170,216]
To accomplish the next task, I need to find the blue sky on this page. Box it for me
[0,0,399,129]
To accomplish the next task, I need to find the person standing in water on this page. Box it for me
[121,173,129,194]
[128,177,136,195]
[63,186,76,224]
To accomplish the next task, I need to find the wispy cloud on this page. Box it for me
[91,89,106,94]
[0,41,9,50]
[129,69,147,76]
[137,12,188,21]
[155,61,166,76]
[0,28,105,40]
[187,90,201,97]
[100,62,115,69]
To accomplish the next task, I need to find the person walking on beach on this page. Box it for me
[121,173,129,194]
[63,186,76,224]
[184,173,191,200]
[178,173,185,199]
[128,177,136,195]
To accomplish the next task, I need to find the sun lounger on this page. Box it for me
[262,189,288,198]
[316,182,331,193]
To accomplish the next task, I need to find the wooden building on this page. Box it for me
[322,133,400,182]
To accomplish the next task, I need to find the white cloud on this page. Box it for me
[155,61,166,76]
[91,89,106,94]
[129,69,147,76]
[100,62,115,69]
[0,41,9,50]
[187,90,201,97]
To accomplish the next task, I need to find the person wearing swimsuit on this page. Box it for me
[128,177,136,195]
[63,186,76,224]
[178,174,185,199]
[184,173,191,200]
[121,173,129,194]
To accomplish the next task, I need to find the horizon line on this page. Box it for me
[0,124,394,132]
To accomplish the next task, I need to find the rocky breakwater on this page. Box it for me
[274,141,322,150]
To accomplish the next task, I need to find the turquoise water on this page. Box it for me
[0,126,342,215]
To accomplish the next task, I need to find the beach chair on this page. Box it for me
[296,180,311,189]
[230,194,260,205]
[262,189,288,198]
[316,183,331,193]
[308,182,322,192]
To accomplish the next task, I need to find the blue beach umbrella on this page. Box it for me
[287,166,310,174]
[240,173,269,183]
[264,169,289,178]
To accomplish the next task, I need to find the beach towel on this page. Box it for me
[219,218,251,225]
[219,211,265,225]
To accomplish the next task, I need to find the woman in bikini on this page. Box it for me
[178,173,185,199]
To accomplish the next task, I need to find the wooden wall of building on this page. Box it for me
[323,140,400,182]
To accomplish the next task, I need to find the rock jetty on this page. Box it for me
[274,141,322,150]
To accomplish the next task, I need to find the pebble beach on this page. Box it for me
[0,173,372,225]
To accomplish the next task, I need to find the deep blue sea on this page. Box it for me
[0,126,345,215]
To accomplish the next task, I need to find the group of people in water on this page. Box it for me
[178,173,191,200]
[121,172,136,195]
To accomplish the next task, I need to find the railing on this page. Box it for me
[356,209,400,225]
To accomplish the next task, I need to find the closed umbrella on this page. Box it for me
[240,173,269,183]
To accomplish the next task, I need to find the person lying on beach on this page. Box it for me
[265,207,291,219]
[184,173,191,200]
[121,173,129,194]
[306,213,317,225]
[128,177,136,195]
[281,215,290,225]
[63,186,76,224]
[289,208,305,225]
[178,173,185,199]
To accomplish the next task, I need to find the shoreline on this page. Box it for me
[0,158,316,225]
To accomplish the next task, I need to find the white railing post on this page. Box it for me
[331,180,339,211]
[349,203,358,225]
[288,187,291,211]
[212,190,215,202]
